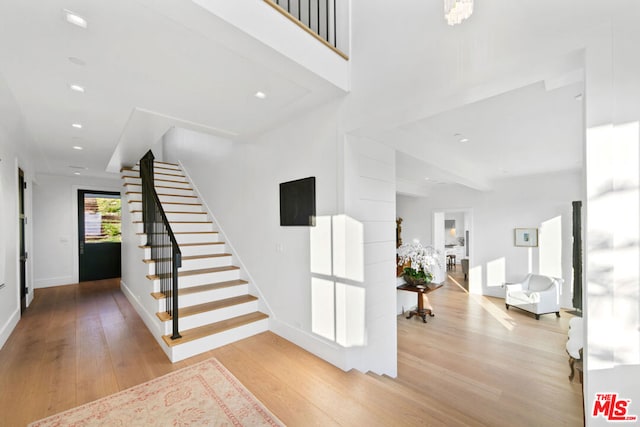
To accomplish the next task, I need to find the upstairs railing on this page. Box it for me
[264,0,348,59]
[140,150,182,340]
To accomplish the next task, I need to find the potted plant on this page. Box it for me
[397,241,441,286]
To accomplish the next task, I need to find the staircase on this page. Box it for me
[121,159,269,362]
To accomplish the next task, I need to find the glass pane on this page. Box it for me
[84,195,121,243]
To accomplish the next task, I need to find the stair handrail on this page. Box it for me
[140,150,182,340]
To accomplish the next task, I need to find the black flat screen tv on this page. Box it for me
[279,177,316,226]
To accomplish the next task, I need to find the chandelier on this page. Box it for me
[444,0,474,26]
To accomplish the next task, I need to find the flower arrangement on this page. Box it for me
[397,241,441,286]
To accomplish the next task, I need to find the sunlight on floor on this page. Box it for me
[449,274,516,331]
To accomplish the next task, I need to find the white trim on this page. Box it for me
[177,160,276,319]
[119,279,171,359]
[0,308,20,350]
[34,276,75,288]
[270,317,349,371]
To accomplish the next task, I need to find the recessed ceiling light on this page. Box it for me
[68,56,86,66]
[69,84,85,93]
[73,172,81,175]
[459,138,469,143]
[72,123,83,129]
[255,91,267,99]
[72,145,83,150]
[63,9,87,29]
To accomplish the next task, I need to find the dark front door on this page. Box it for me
[18,168,26,313]
[78,190,122,282]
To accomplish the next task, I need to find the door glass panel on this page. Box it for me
[83,194,121,243]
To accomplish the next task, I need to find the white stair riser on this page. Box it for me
[141,244,227,260]
[125,185,194,197]
[149,269,241,291]
[131,212,207,222]
[129,201,203,213]
[163,300,258,333]
[139,233,219,246]
[125,194,197,204]
[154,284,249,312]
[133,222,215,234]
[147,255,232,274]
[179,284,249,308]
[168,212,208,222]
[171,222,215,233]
[175,233,220,244]
[124,177,192,189]
[180,244,226,257]
[123,171,187,182]
[154,173,187,182]
[169,319,269,363]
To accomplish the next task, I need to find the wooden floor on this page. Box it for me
[0,275,584,426]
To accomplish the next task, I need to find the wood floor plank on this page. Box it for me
[0,275,583,426]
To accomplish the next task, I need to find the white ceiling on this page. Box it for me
[0,0,344,178]
[394,80,584,192]
[0,0,624,190]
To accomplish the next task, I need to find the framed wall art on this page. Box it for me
[514,228,538,247]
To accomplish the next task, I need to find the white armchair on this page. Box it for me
[505,274,562,319]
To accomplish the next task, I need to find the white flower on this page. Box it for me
[397,241,442,275]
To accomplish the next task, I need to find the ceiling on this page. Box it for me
[0,0,344,179]
[0,0,622,191]
[394,80,584,193]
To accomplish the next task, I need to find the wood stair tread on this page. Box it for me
[151,279,247,300]
[161,312,269,347]
[124,183,193,191]
[125,191,196,198]
[157,294,257,322]
[136,160,180,167]
[122,166,184,177]
[122,176,189,185]
[146,265,239,280]
[144,253,232,264]
[128,200,202,206]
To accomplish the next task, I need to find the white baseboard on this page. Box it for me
[270,318,349,372]
[34,276,75,288]
[0,308,20,350]
[120,279,163,339]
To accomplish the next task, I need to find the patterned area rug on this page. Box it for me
[29,358,284,426]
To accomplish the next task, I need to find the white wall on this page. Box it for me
[32,174,121,288]
[396,194,430,246]
[343,134,397,376]
[163,102,397,376]
[0,72,35,350]
[163,102,351,369]
[397,170,582,307]
[584,8,640,424]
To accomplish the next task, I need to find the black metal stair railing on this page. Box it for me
[268,0,344,55]
[140,150,182,340]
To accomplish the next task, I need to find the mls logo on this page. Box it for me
[592,393,638,422]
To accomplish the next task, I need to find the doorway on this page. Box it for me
[433,208,473,291]
[78,190,122,282]
[18,168,26,313]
